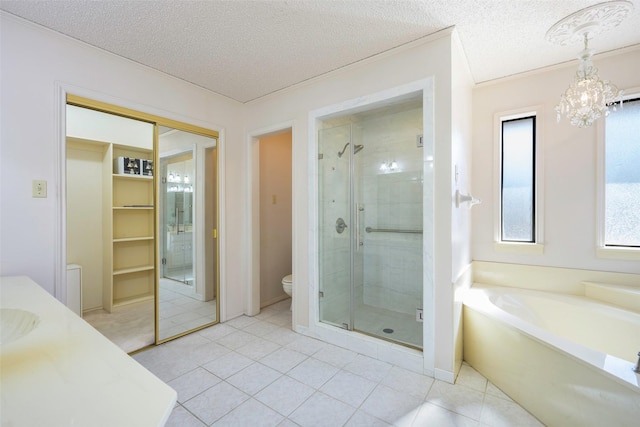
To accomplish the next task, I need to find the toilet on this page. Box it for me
[281,274,292,310]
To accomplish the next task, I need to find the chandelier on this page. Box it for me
[546,1,633,127]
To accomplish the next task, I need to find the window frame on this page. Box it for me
[493,106,544,254]
[596,89,640,261]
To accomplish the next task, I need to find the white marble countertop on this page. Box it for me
[1,276,176,426]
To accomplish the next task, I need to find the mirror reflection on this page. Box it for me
[66,104,156,353]
[157,127,218,341]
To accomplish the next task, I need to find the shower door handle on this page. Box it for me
[356,204,364,251]
[176,207,182,233]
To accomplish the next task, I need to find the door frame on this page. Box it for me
[55,83,225,340]
[247,121,295,317]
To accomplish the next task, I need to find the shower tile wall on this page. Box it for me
[360,107,423,316]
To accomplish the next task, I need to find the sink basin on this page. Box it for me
[1,308,40,345]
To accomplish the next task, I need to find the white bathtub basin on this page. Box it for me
[0,308,40,345]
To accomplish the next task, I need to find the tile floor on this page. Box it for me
[158,278,217,340]
[83,299,154,353]
[133,299,544,426]
[84,278,217,353]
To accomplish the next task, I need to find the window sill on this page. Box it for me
[493,242,544,255]
[597,246,640,261]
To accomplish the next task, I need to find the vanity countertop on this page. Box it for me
[0,276,176,426]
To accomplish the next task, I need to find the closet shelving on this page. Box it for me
[110,145,155,310]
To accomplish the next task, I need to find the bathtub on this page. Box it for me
[463,284,640,427]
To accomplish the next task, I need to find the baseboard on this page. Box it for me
[260,293,289,309]
[435,368,455,384]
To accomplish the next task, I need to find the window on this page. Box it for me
[602,97,640,248]
[493,107,543,254]
[501,116,536,242]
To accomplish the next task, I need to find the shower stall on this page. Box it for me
[160,153,194,285]
[318,95,424,349]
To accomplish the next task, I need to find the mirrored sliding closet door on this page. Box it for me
[65,95,219,352]
[157,127,219,341]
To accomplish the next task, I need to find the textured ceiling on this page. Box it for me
[1,0,639,103]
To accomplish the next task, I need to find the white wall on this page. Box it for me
[450,33,474,376]
[472,46,640,275]
[0,14,245,319]
[0,13,475,379]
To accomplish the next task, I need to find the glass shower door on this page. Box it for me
[318,124,353,329]
[317,96,424,349]
[161,153,194,285]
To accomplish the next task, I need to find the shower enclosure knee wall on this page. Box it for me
[318,97,424,349]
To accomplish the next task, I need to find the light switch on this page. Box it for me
[272,195,277,204]
[32,180,47,198]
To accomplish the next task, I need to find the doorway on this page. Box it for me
[258,130,293,309]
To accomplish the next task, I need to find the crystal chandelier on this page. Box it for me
[555,34,622,127]
[546,1,633,128]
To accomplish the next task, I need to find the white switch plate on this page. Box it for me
[32,180,47,198]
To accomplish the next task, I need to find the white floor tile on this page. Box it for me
[260,347,308,373]
[264,327,301,346]
[164,405,206,427]
[266,311,294,327]
[286,335,328,356]
[225,315,258,329]
[456,364,488,393]
[243,320,281,337]
[344,410,392,427]
[480,394,543,427]
[217,329,256,350]
[255,306,279,320]
[134,299,540,427]
[344,354,393,383]
[485,382,512,402]
[236,336,281,360]
[320,370,376,408]
[425,380,484,421]
[212,398,284,427]
[197,324,237,341]
[226,362,282,395]
[287,357,340,389]
[289,392,356,427]
[255,375,315,416]
[186,341,232,366]
[380,366,434,400]
[139,353,203,383]
[202,350,254,379]
[359,384,422,425]
[182,381,249,425]
[312,344,358,368]
[168,367,221,403]
[411,402,480,427]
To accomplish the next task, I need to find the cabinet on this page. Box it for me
[107,145,155,311]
